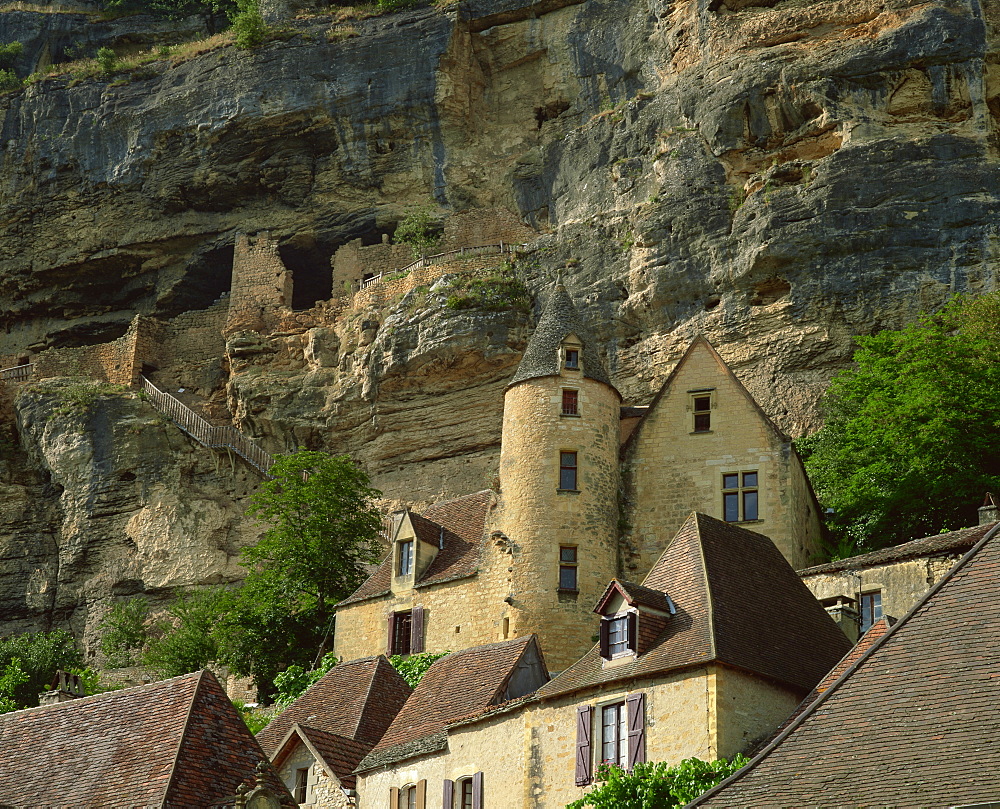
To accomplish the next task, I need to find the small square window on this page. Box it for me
[559,546,578,591]
[560,451,578,491]
[562,389,579,416]
[565,349,580,370]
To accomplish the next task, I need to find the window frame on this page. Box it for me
[458,777,474,809]
[293,767,309,804]
[564,348,580,370]
[558,546,578,592]
[860,590,883,632]
[600,700,628,769]
[722,470,759,522]
[559,450,579,491]
[398,539,414,577]
[561,388,580,417]
[599,610,637,660]
[390,610,413,656]
[691,391,713,433]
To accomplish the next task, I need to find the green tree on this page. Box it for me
[393,208,441,259]
[0,41,23,70]
[218,450,383,699]
[273,651,339,704]
[801,291,1000,556]
[99,597,150,667]
[230,0,268,49]
[0,630,83,709]
[388,650,449,687]
[143,589,225,677]
[0,658,29,714]
[567,757,749,809]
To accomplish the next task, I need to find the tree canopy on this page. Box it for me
[800,291,1000,556]
[0,630,85,711]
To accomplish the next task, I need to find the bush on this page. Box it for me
[388,650,449,687]
[0,69,21,94]
[230,0,268,49]
[375,0,421,10]
[394,208,441,258]
[0,630,84,709]
[143,589,226,677]
[444,265,531,312]
[99,598,150,668]
[96,47,118,75]
[0,659,28,714]
[0,41,23,69]
[273,651,338,704]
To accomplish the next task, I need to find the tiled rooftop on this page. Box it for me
[0,670,293,807]
[537,514,852,700]
[695,524,1000,806]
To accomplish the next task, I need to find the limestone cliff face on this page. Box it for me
[1,0,999,642]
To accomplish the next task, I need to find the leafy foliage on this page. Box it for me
[388,650,449,687]
[0,41,23,69]
[0,659,28,714]
[393,208,441,258]
[96,47,118,75]
[273,651,338,705]
[99,0,236,32]
[230,0,268,49]
[801,291,1000,555]
[142,589,225,678]
[444,264,531,312]
[568,757,749,809]
[233,699,278,733]
[0,630,84,709]
[375,0,422,11]
[99,597,150,667]
[0,69,20,93]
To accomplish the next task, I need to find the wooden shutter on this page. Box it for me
[442,779,454,808]
[389,787,399,808]
[387,612,397,657]
[626,612,638,654]
[599,619,610,658]
[626,692,646,770]
[575,705,593,786]
[472,771,484,809]
[416,779,426,809]
[411,606,425,654]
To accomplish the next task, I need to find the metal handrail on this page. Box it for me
[0,363,34,382]
[358,242,524,291]
[139,376,274,478]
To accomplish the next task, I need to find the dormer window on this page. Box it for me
[599,612,637,659]
[398,540,414,576]
[594,579,674,662]
[564,348,579,370]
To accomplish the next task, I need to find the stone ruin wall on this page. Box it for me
[225,232,294,335]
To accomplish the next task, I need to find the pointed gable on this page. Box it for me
[537,514,851,700]
[695,524,1000,807]
[0,670,292,807]
[271,724,372,790]
[507,279,615,391]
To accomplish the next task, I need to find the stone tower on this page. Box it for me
[492,280,622,672]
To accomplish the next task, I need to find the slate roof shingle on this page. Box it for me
[694,522,1000,807]
[356,635,544,772]
[507,280,616,390]
[0,669,293,808]
[537,513,852,700]
[797,522,996,576]
[339,490,492,607]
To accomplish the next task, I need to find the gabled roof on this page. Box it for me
[694,523,1000,807]
[339,491,492,606]
[797,522,996,576]
[257,655,411,756]
[272,724,372,790]
[0,670,293,807]
[621,336,788,456]
[507,279,616,391]
[356,635,546,772]
[594,578,674,615]
[537,514,852,700]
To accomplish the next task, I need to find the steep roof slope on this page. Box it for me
[356,635,545,772]
[694,523,1000,807]
[538,514,851,699]
[0,670,292,807]
[257,655,411,755]
[339,491,491,606]
[507,279,615,390]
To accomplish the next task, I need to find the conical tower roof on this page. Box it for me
[507,279,614,390]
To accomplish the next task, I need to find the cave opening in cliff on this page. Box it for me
[282,242,335,311]
[157,244,234,319]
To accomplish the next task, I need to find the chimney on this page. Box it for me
[38,670,86,705]
[978,492,998,526]
[820,594,860,644]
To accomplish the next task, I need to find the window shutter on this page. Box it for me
[626,692,645,770]
[387,613,396,657]
[411,606,425,654]
[442,779,454,808]
[599,619,610,658]
[626,612,638,654]
[390,787,399,808]
[575,705,593,786]
[416,779,426,809]
[472,771,484,809]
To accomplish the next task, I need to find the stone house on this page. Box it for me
[334,281,825,673]
[693,521,1000,807]
[348,514,850,809]
[0,669,293,807]
[799,496,999,642]
[256,656,412,807]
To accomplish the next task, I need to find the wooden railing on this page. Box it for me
[358,242,524,291]
[0,364,34,383]
[139,376,274,478]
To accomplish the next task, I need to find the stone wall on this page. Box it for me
[621,340,823,577]
[713,666,803,759]
[155,298,229,390]
[332,236,413,296]
[274,743,353,809]
[226,232,294,334]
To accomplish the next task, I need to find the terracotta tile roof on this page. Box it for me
[273,724,372,790]
[507,280,617,392]
[0,669,293,807]
[257,655,411,756]
[604,579,674,613]
[338,491,492,606]
[797,522,996,575]
[694,523,1000,807]
[356,636,543,772]
[538,514,852,700]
